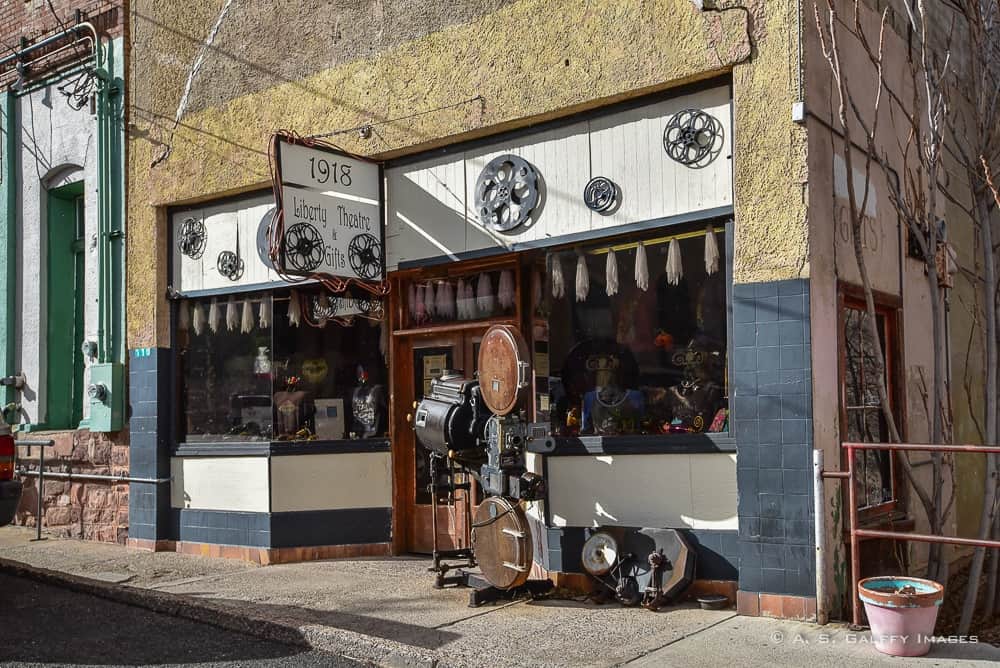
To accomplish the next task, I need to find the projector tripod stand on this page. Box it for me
[427,452,476,589]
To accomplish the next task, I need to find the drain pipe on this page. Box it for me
[814,449,828,624]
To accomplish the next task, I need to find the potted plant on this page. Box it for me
[858,576,945,657]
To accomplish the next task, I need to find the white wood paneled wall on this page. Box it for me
[172,194,285,294]
[385,85,732,271]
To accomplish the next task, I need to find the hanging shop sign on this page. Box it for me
[272,135,385,282]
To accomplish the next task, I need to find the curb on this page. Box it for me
[0,557,440,668]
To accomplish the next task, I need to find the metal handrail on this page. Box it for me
[15,439,55,541]
[822,441,1000,627]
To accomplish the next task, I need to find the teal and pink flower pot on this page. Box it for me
[858,576,945,657]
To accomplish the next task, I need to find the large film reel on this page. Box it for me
[477,325,531,416]
[474,154,539,232]
[662,109,723,168]
[177,216,207,259]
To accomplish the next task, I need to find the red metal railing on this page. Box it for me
[825,442,1000,627]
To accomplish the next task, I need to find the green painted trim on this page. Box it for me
[46,181,86,429]
[0,93,15,422]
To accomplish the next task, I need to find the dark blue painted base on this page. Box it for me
[732,279,816,597]
[169,507,392,548]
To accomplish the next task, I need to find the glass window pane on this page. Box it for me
[178,292,273,442]
[546,228,728,437]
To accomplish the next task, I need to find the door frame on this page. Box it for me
[387,255,525,554]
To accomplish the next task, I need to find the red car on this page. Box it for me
[0,422,20,526]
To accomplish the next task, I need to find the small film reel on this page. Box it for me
[216,250,244,281]
[177,216,207,259]
[583,177,618,213]
[663,109,723,168]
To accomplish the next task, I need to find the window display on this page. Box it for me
[545,226,728,438]
[176,287,387,444]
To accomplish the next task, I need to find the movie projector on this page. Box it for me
[412,325,554,604]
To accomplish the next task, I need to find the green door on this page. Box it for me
[46,181,85,429]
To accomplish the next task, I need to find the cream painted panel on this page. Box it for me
[687,454,739,530]
[546,453,737,530]
[269,452,392,512]
[385,153,467,271]
[172,194,281,294]
[463,122,591,247]
[385,86,732,269]
[588,86,733,230]
[170,457,269,512]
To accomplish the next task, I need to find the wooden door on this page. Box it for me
[399,331,483,554]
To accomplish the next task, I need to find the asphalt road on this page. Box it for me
[0,573,358,667]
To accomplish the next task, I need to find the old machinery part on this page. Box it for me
[413,372,490,467]
[477,324,531,416]
[583,176,618,213]
[216,250,244,281]
[471,496,533,590]
[662,109,723,167]
[581,528,696,610]
[581,531,619,576]
[177,216,207,260]
[348,233,383,280]
[283,222,325,273]
[474,154,539,232]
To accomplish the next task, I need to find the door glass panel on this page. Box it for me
[412,346,454,504]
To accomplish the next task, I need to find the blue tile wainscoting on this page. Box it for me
[128,348,173,543]
[732,278,816,599]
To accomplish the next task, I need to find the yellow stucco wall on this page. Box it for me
[128,0,807,348]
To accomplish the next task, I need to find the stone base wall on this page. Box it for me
[14,429,130,544]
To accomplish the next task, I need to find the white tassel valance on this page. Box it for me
[551,255,565,299]
[635,241,649,291]
[476,273,495,314]
[208,298,221,333]
[407,283,416,319]
[456,279,469,320]
[226,296,239,332]
[498,270,515,309]
[240,299,254,334]
[704,226,720,275]
[258,299,270,329]
[425,282,437,318]
[414,283,426,323]
[575,254,589,302]
[666,238,683,286]
[192,302,206,336]
[178,300,190,332]
[288,291,301,327]
[605,248,619,297]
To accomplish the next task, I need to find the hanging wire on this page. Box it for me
[57,67,95,111]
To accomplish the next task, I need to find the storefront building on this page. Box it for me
[1,3,128,542]
[128,0,817,617]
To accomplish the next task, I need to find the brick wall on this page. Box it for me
[15,430,130,544]
[0,0,123,79]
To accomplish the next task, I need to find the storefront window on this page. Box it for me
[544,227,728,438]
[176,287,387,444]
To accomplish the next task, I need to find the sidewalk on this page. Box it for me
[1,526,998,667]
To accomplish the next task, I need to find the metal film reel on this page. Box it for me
[662,109,723,167]
[177,216,207,259]
[283,223,325,273]
[583,176,618,213]
[348,233,383,281]
[216,250,244,281]
[474,154,539,232]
